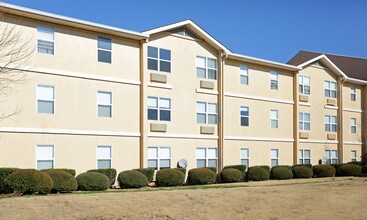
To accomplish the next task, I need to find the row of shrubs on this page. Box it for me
[1,161,366,195]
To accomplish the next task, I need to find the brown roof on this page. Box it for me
[288,51,367,81]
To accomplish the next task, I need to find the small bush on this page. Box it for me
[337,164,362,177]
[331,164,344,175]
[223,165,246,180]
[156,169,185,187]
[0,168,19,193]
[246,166,269,181]
[42,168,76,177]
[4,169,53,195]
[220,168,243,183]
[87,169,116,186]
[270,166,293,180]
[258,165,271,173]
[45,170,78,193]
[362,165,367,174]
[176,168,187,175]
[292,164,312,170]
[76,172,110,191]
[292,166,313,178]
[204,167,217,173]
[133,168,155,182]
[187,168,216,185]
[313,165,336,178]
[118,170,147,189]
[347,161,363,167]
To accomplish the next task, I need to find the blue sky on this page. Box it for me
[3,0,367,63]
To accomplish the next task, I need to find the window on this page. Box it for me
[299,76,310,94]
[325,150,338,164]
[97,91,112,117]
[240,106,249,126]
[97,146,111,169]
[240,65,249,85]
[37,85,54,114]
[240,148,249,168]
[270,71,278,90]
[350,86,356,101]
[351,118,357,134]
[324,115,337,132]
[97,37,112,63]
[196,56,217,79]
[37,26,54,54]
[351,150,357,162]
[299,112,310,131]
[271,149,278,167]
[148,97,171,121]
[36,145,54,170]
[196,147,217,168]
[147,147,171,170]
[299,149,311,164]
[197,102,217,124]
[270,110,278,128]
[147,46,171,73]
[324,80,337,98]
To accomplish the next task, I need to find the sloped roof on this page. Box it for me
[288,51,367,81]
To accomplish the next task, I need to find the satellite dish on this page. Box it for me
[177,159,188,168]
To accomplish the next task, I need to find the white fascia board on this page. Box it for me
[297,55,348,79]
[227,53,300,71]
[0,2,148,40]
[346,77,367,85]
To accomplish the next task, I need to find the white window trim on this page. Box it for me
[325,115,337,132]
[148,96,171,121]
[147,147,171,170]
[96,145,112,169]
[36,144,55,170]
[240,148,249,167]
[299,112,311,131]
[325,150,338,164]
[36,25,55,55]
[270,109,278,129]
[147,46,171,73]
[270,70,278,90]
[37,84,55,114]
[196,56,217,80]
[240,65,249,85]
[351,118,357,134]
[350,86,356,101]
[270,149,278,167]
[196,147,218,168]
[351,150,357,162]
[299,75,310,94]
[324,80,337,98]
[97,37,112,63]
[299,149,311,164]
[97,91,112,118]
[197,102,217,124]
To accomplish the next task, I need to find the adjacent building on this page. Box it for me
[0,3,365,174]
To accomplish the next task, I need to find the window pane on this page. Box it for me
[270,71,278,80]
[160,110,171,121]
[207,148,217,158]
[37,26,54,40]
[304,113,310,121]
[98,50,111,63]
[271,159,278,167]
[197,102,206,112]
[271,149,278,158]
[271,120,278,128]
[207,58,216,69]
[304,86,310,94]
[331,82,336,90]
[304,77,310,85]
[148,109,158,120]
[197,68,206,78]
[208,69,217,79]
[240,65,248,75]
[299,122,304,130]
[197,159,206,168]
[304,150,310,158]
[208,159,217,168]
[98,105,111,117]
[159,49,171,60]
[241,75,248,85]
[148,159,158,169]
[331,91,336,98]
[159,148,170,158]
[325,124,330,132]
[208,114,217,124]
[37,160,53,170]
[197,148,206,158]
[148,46,158,58]
[97,37,111,50]
[37,146,54,159]
[325,90,330,97]
[38,101,54,114]
[240,149,249,158]
[97,146,111,159]
[305,159,311,164]
[241,107,249,116]
[38,86,54,100]
[325,150,331,158]
[241,117,249,126]
[304,123,310,131]
[332,159,338,164]
[97,160,111,169]
[160,61,171,73]
[196,56,206,68]
[331,151,337,157]
[270,110,278,119]
[271,81,278,90]
[159,98,170,109]
[148,59,158,70]
[148,147,158,159]
[38,40,54,54]
[208,103,217,113]
[160,159,170,169]
[98,92,111,105]
[197,113,206,124]
[148,97,158,108]
[241,159,249,168]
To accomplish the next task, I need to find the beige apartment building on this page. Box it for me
[0,3,366,175]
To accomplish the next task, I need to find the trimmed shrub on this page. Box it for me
[220,168,243,183]
[204,167,217,173]
[4,169,53,194]
[347,161,363,167]
[337,164,362,177]
[223,165,246,180]
[76,172,110,191]
[362,165,367,174]
[270,166,293,180]
[331,164,345,175]
[0,168,19,193]
[118,170,147,189]
[87,168,116,186]
[246,166,269,181]
[156,169,185,187]
[45,170,78,193]
[313,165,336,178]
[187,168,216,185]
[176,168,187,175]
[292,164,313,170]
[134,168,155,182]
[42,168,76,177]
[292,166,313,178]
[259,165,271,174]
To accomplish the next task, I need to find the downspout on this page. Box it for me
[139,39,146,168]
